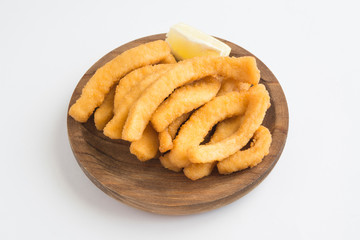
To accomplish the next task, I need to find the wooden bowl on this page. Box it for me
[67,34,289,215]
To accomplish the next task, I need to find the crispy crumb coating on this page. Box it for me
[183,162,216,180]
[129,124,159,161]
[217,79,251,96]
[166,91,249,168]
[151,77,220,132]
[183,116,242,180]
[122,56,260,141]
[159,155,182,172]
[188,84,270,163]
[94,85,116,130]
[103,64,173,139]
[158,112,191,153]
[69,40,171,122]
[217,126,272,174]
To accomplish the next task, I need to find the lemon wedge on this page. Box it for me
[165,23,231,60]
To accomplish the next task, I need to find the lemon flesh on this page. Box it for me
[166,23,231,60]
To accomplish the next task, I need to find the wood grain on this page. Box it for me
[67,34,289,215]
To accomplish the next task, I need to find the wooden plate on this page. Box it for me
[67,34,289,215]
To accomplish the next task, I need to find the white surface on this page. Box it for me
[1,0,359,239]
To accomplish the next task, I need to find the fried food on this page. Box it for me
[95,63,176,131]
[210,116,242,142]
[69,37,273,180]
[103,64,173,139]
[166,91,249,168]
[94,85,116,130]
[188,84,270,163]
[159,155,182,172]
[122,56,260,141]
[69,40,172,122]
[158,130,173,153]
[158,112,191,153]
[129,124,159,161]
[183,116,242,180]
[183,162,216,180]
[217,79,251,96]
[217,126,272,174]
[112,64,173,112]
[151,76,221,132]
[160,54,177,64]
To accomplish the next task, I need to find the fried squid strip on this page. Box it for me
[188,84,270,163]
[129,124,159,161]
[95,63,176,131]
[151,76,221,132]
[217,79,251,96]
[94,85,116,130]
[210,116,242,142]
[69,40,171,122]
[166,91,249,168]
[158,112,191,153]
[183,116,242,180]
[159,155,182,173]
[113,64,174,112]
[103,65,173,139]
[122,56,260,141]
[217,126,272,174]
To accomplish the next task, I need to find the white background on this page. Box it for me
[1,0,359,239]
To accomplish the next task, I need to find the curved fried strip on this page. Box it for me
[183,163,216,180]
[103,65,173,139]
[95,64,174,131]
[122,56,260,141]
[159,155,182,172]
[168,112,192,138]
[188,84,270,163]
[158,112,191,153]
[210,116,242,143]
[151,76,221,132]
[217,79,251,96]
[183,116,242,180]
[129,124,159,162]
[217,126,272,174]
[238,82,251,92]
[158,130,173,153]
[166,91,249,168]
[113,64,173,112]
[94,85,116,130]
[69,40,171,122]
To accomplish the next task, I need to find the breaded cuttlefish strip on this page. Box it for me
[95,64,176,131]
[217,80,251,96]
[217,126,272,174]
[166,91,249,169]
[188,84,270,163]
[129,124,159,162]
[210,116,242,142]
[159,155,182,173]
[158,112,191,153]
[95,62,176,131]
[94,85,116,130]
[182,84,244,180]
[122,56,260,141]
[113,64,174,112]
[151,76,221,132]
[103,64,174,139]
[183,116,242,180]
[69,40,172,122]
[160,54,177,64]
